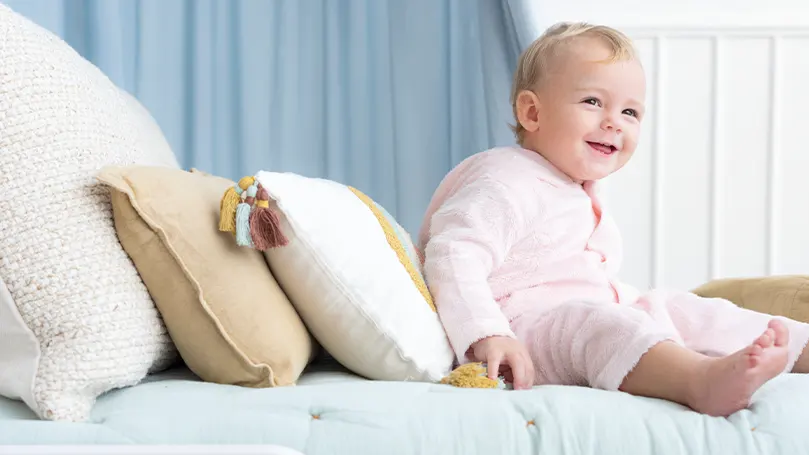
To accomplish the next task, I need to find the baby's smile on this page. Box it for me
[586,140,618,156]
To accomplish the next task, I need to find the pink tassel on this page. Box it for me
[249,186,289,250]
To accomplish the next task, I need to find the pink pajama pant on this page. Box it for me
[509,290,809,391]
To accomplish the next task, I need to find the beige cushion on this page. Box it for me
[692,275,809,324]
[97,165,317,388]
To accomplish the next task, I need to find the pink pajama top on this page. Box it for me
[418,147,640,362]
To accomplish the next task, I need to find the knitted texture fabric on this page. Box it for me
[0,5,179,421]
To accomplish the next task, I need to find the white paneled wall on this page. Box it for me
[601,27,809,292]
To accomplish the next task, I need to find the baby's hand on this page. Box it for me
[470,336,534,390]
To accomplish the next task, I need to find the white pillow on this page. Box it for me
[248,171,455,382]
[0,4,179,421]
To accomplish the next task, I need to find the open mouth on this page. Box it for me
[587,141,618,155]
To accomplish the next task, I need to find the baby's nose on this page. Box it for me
[601,117,622,133]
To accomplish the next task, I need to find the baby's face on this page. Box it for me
[531,38,646,182]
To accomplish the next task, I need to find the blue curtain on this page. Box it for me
[4,0,538,234]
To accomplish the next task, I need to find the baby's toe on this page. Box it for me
[768,320,790,347]
[755,329,775,348]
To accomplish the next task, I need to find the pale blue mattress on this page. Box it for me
[2,356,809,454]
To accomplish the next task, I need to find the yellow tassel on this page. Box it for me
[218,187,239,232]
[440,362,502,389]
[219,176,256,233]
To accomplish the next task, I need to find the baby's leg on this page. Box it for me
[660,291,809,373]
[620,320,788,417]
[511,300,679,390]
[512,299,789,417]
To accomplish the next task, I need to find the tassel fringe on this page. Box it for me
[440,362,506,389]
[219,175,288,251]
[219,176,256,232]
[235,183,258,247]
[250,186,289,250]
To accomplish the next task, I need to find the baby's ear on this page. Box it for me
[516,90,541,133]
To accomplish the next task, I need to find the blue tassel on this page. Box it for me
[235,184,258,247]
[235,204,252,246]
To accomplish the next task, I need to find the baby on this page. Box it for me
[419,22,809,417]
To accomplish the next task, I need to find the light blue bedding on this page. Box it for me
[2,357,809,454]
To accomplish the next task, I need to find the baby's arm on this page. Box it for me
[423,174,535,364]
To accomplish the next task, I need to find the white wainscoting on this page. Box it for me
[598,25,809,292]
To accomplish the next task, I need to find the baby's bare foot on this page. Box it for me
[688,320,789,417]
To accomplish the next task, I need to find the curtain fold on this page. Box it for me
[3,0,539,233]
[502,0,544,53]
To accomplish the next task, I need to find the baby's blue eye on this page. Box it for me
[583,98,601,107]
[622,109,637,117]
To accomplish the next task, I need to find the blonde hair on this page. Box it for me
[509,22,637,145]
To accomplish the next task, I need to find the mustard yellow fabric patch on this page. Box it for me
[348,187,436,312]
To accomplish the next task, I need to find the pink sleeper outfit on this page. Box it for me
[419,146,809,390]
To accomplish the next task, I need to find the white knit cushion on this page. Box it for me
[0,4,180,421]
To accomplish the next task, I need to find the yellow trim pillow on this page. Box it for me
[347,186,435,312]
[219,170,454,382]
